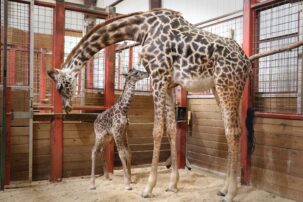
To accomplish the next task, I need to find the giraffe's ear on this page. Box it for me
[48,68,64,81]
[47,69,58,81]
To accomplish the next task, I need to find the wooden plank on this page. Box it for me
[187,137,228,151]
[255,117,303,127]
[252,155,303,178]
[189,104,220,112]
[11,127,29,136]
[253,145,303,162]
[190,111,222,120]
[192,125,225,135]
[189,132,227,143]
[188,144,228,158]
[192,119,224,127]
[188,98,217,105]
[254,123,303,137]
[251,169,303,202]
[251,167,303,194]
[254,131,303,150]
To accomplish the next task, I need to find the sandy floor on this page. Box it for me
[0,166,294,202]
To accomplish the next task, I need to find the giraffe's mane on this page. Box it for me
[63,8,181,67]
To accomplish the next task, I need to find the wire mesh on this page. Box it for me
[65,10,105,108]
[114,43,151,94]
[253,0,303,114]
[33,5,53,112]
[6,1,30,87]
[192,13,243,97]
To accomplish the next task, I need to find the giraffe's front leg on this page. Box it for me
[90,136,102,190]
[165,88,179,193]
[141,83,167,198]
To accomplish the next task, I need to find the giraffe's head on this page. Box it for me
[47,68,79,113]
[122,69,149,83]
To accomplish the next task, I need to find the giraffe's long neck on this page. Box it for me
[64,14,149,72]
[116,80,136,114]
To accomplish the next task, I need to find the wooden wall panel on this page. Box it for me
[251,118,303,201]
[187,98,228,173]
[33,123,50,180]
[10,127,29,181]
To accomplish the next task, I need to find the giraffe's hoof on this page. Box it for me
[141,191,154,198]
[221,196,233,202]
[217,191,226,197]
[104,176,112,181]
[165,186,178,193]
[125,186,132,191]
[89,186,96,190]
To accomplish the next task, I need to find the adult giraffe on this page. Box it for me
[48,9,251,202]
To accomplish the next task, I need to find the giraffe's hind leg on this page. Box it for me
[164,88,179,193]
[216,88,242,202]
[90,133,103,190]
[212,87,229,197]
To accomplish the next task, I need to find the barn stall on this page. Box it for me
[0,0,302,201]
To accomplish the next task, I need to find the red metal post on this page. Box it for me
[4,87,11,185]
[241,0,255,185]
[104,44,116,173]
[86,59,94,89]
[50,0,65,182]
[128,46,133,70]
[39,51,47,112]
[176,87,187,169]
[8,48,16,85]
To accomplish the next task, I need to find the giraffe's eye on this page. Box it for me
[57,83,63,92]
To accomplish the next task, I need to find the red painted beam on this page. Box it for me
[176,87,187,169]
[8,48,16,85]
[4,87,11,185]
[104,44,116,173]
[39,51,47,113]
[241,0,255,185]
[86,59,94,89]
[128,46,133,70]
[50,1,65,182]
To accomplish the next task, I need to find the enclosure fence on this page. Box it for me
[253,0,303,115]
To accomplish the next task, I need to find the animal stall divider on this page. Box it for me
[241,0,255,185]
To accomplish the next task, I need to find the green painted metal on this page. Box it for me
[0,0,8,191]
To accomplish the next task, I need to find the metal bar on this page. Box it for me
[39,51,47,113]
[195,10,243,27]
[50,0,65,182]
[4,87,12,185]
[108,0,124,7]
[176,87,187,169]
[251,0,286,9]
[241,0,255,186]
[104,43,116,173]
[8,48,16,85]
[28,0,35,182]
[128,46,133,69]
[255,112,303,120]
[1,0,9,191]
[64,2,108,19]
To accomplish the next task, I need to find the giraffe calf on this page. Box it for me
[90,69,149,191]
